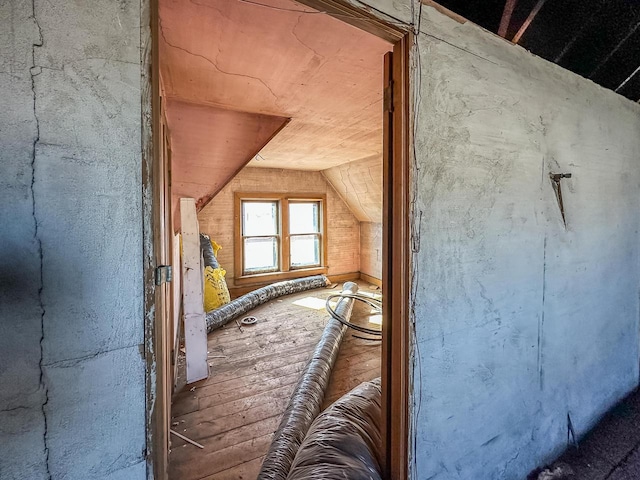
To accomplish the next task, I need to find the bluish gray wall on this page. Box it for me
[409,6,640,479]
[0,1,147,478]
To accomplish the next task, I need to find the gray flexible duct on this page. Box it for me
[205,275,330,333]
[200,233,219,268]
[287,378,383,480]
[257,281,358,480]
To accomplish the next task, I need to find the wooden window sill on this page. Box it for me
[234,266,328,286]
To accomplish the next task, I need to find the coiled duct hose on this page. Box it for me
[205,275,330,333]
[325,292,382,337]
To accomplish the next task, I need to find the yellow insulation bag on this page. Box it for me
[210,239,222,258]
[203,267,230,312]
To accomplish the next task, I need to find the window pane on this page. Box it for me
[290,234,320,268]
[243,201,278,236]
[289,202,319,234]
[244,237,278,273]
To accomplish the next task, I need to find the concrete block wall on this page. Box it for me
[197,167,361,286]
[0,1,147,479]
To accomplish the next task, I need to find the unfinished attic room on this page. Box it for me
[158,0,393,478]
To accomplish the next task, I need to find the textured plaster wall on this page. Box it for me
[198,167,361,286]
[0,1,147,479]
[408,6,640,480]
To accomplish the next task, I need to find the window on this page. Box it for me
[236,193,327,281]
[241,201,280,274]
[289,201,321,269]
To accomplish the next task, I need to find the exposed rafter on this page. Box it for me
[436,0,640,102]
[589,19,640,80]
[498,0,518,38]
[512,0,547,44]
[554,6,604,63]
[615,65,640,93]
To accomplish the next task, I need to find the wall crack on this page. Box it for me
[158,19,279,103]
[30,2,51,478]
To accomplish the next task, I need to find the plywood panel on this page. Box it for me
[159,0,391,171]
[180,198,208,383]
[197,167,360,287]
[166,100,289,217]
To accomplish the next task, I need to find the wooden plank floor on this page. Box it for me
[169,281,382,480]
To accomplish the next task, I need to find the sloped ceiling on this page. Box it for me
[166,99,289,220]
[322,156,382,223]
[159,0,389,221]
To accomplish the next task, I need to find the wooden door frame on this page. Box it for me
[142,1,413,479]
[142,0,172,478]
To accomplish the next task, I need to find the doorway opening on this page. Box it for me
[145,1,411,478]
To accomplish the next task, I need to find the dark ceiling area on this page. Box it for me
[436,0,640,102]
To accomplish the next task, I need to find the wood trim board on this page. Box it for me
[382,33,412,480]
[180,198,209,384]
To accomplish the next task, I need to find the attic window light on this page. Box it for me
[236,193,327,280]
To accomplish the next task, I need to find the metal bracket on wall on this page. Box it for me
[550,173,572,227]
[155,265,173,286]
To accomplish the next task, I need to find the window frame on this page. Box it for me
[239,199,281,275]
[234,192,328,285]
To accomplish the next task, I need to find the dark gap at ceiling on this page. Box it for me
[436,0,640,102]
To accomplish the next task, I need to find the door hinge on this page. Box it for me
[384,83,394,112]
[155,265,173,286]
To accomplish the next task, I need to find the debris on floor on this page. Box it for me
[535,463,574,479]
[528,387,640,480]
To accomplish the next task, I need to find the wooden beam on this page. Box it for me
[512,0,547,44]
[498,0,518,38]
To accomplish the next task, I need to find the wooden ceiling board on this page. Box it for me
[159,0,392,171]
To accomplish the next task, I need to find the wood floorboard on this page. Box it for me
[200,457,265,480]
[169,282,381,479]
[172,415,281,454]
[171,433,273,479]
[178,383,297,429]
[184,359,308,400]
[173,371,304,418]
